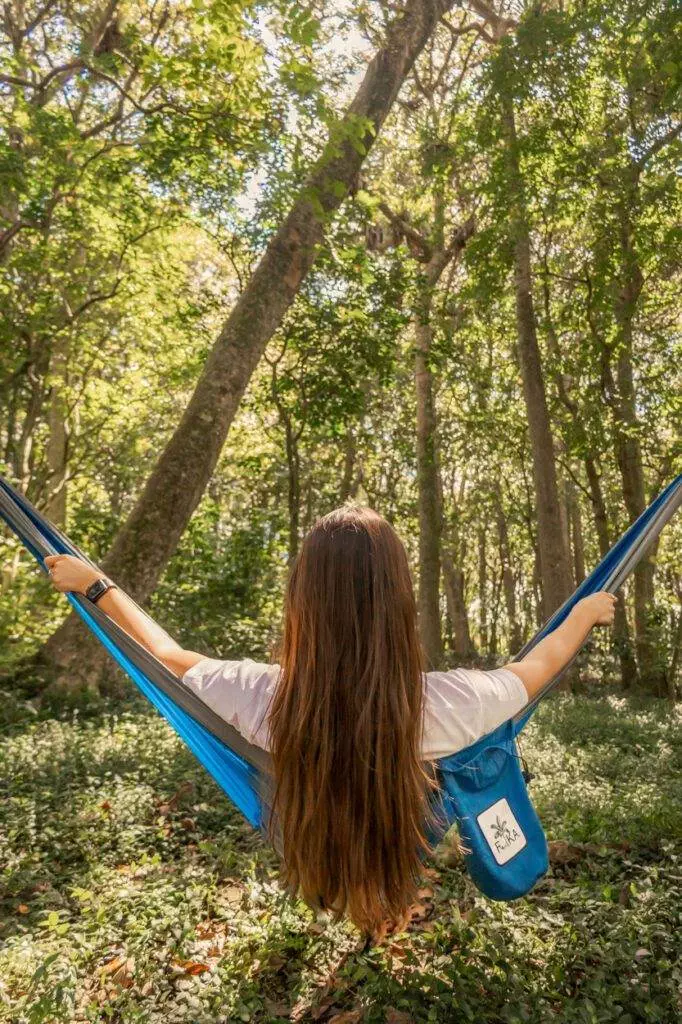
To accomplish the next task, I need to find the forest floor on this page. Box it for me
[0,687,681,1024]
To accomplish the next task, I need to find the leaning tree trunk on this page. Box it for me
[500,93,573,621]
[33,0,456,692]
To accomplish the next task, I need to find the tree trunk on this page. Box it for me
[411,202,474,668]
[283,416,300,564]
[584,456,638,686]
[489,568,502,659]
[667,604,681,702]
[608,187,662,693]
[565,478,585,586]
[496,501,522,655]
[501,93,572,620]
[339,426,363,503]
[531,549,543,629]
[415,307,444,669]
[540,254,636,686]
[33,0,457,691]
[477,523,488,655]
[442,547,474,661]
[44,335,70,528]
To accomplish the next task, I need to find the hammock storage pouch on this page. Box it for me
[434,719,548,901]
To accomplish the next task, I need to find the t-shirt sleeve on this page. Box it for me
[423,666,529,760]
[181,657,279,750]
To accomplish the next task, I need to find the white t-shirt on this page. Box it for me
[182,658,528,760]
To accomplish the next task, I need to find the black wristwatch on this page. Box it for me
[85,577,116,604]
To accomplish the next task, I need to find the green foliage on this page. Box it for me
[2,0,680,681]
[1,690,681,1022]
[1,2,680,1016]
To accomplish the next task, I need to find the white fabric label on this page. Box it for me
[477,797,527,865]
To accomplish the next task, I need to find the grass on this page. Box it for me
[1,687,681,1024]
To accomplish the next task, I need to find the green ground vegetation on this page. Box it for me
[1,688,680,1024]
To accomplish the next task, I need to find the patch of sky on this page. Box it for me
[235,2,373,220]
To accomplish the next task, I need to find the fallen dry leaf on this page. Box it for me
[407,901,429,922]
[548,840,584,866]
[265,1000,292,1017]
[223,885,243,905]
[328,1012,363,1024]
[99,954,134,989]
[386,1010,414,1023]
[99,954,126,977]
[310,998,336,1020]
[112,960,135,989]
[172,959,210,976]
[157,781,194,816]
[195,919,225,940]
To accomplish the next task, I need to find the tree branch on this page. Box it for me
[378,201,433,261]
[636,121,682,170]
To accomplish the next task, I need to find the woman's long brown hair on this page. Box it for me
[267,506,435,935]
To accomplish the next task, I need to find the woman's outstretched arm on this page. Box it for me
[506,591,617,701]
[44,554,205,677]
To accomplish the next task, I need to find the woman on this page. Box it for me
[45,505,616,937]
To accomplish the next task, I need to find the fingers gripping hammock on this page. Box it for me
[1,474,681,901]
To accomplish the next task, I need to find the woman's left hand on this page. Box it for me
[44,554,101,595]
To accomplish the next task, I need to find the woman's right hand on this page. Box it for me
[575,591,617,627]
[44,554,100,595]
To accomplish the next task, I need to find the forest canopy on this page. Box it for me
[1,0,680,695]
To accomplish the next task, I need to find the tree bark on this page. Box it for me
[489,568,502,659]
[583,457,638,686]
[441,548,474,660]
[414,306,444,668]
[608,185,662,693]
[539,255,636,686]
[565,478,585,586]
[477,522,488,655]
[339,428,357,503]
[500,93,572,620]
[44,334,70,528]
[34,0,457,691]
[283,413,301,564]
[411,208,474,669]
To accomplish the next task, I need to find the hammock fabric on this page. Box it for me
[1,473,681,898]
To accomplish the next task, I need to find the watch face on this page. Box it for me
[88,579,108,601]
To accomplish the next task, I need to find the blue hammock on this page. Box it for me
[1,473,680,900]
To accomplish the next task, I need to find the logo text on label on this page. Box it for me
[477,797,527,865]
